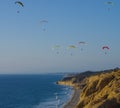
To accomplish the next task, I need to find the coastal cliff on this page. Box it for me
[77,68,120,108]
[58,68,120,108]
[57,71,98,88]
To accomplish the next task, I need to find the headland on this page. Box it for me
[57,67,120,108]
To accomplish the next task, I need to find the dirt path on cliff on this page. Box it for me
[63,89,81,108]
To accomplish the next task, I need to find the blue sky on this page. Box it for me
[0,0,120,73]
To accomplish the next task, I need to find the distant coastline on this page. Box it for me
[57,67,120,108]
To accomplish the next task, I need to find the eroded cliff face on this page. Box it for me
[57,80,75,86]
[57,68,120,108]
[77,69,120,108]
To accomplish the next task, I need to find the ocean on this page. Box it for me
[0,73,73,108]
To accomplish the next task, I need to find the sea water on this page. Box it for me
[0,73,73,108]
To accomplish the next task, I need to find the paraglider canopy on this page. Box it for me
[78,41,86,44]
[102,46,110,50]
[40,20,48,23]
[68,45,76,49]
[102,46,110,54]
[52,45,60,49]
[40,20,48,31]
[15,1,24,7]
[105,1,114,5]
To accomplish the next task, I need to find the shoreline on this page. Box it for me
[63,88,81,108]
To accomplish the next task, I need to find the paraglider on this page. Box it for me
[102,46,110,54]
[78,41,86,51]
[52,45,61,54]
[40,20,48,31]
[15,1,24,13]
[68,45,77,56]
[105,1,114,11]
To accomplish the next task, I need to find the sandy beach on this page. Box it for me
[63,89,81,108]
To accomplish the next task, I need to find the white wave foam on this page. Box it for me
[33,87,73,108]
[33,100,60,108]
